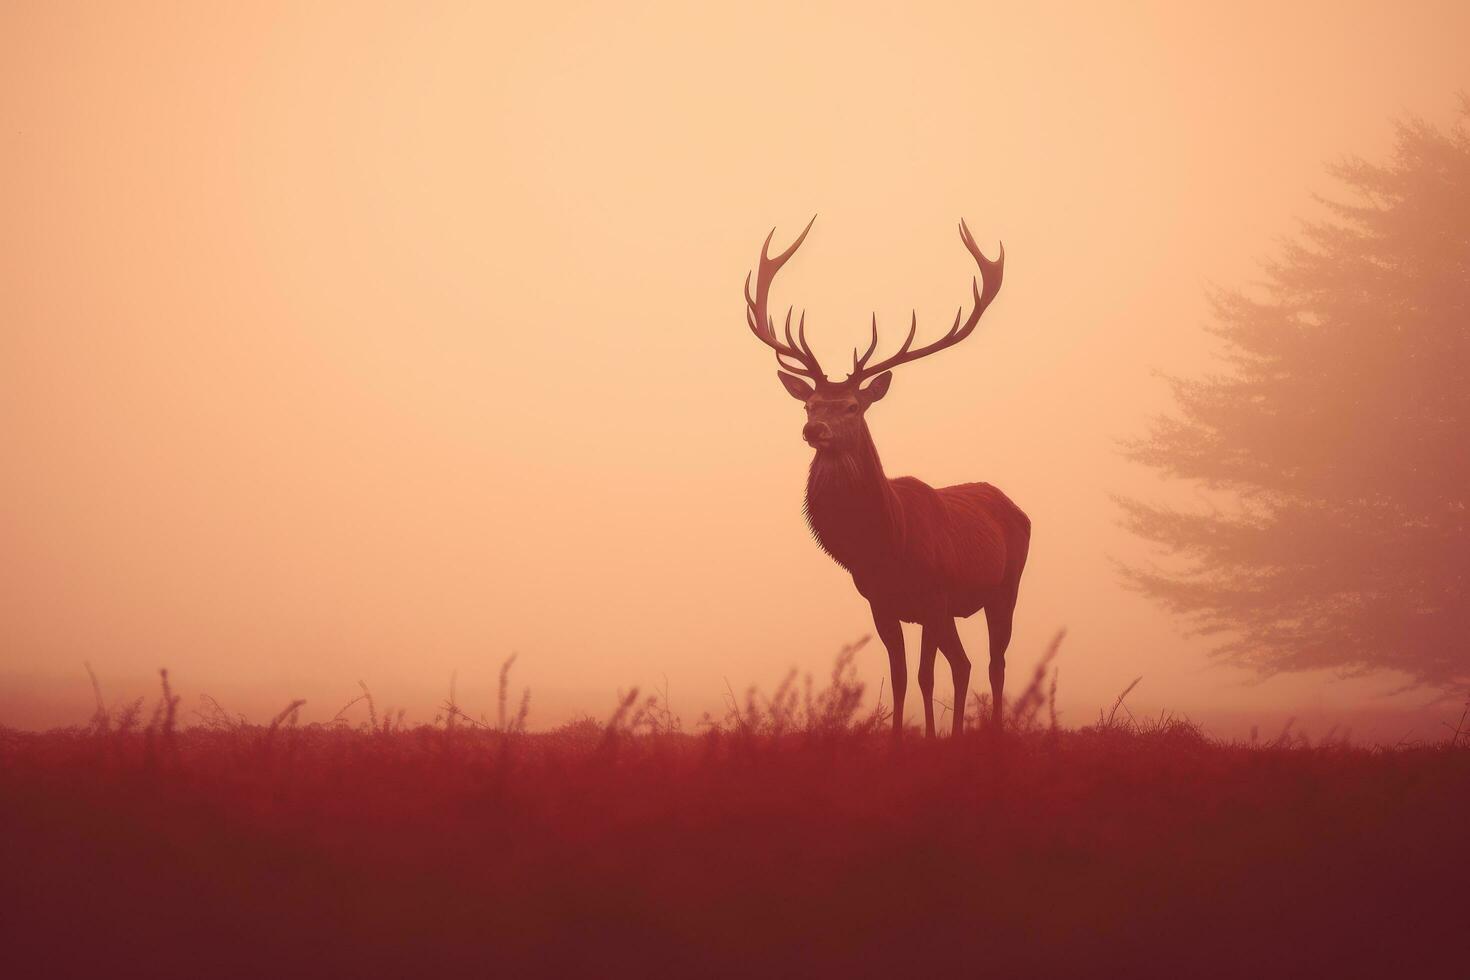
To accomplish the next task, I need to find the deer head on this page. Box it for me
[744,217,1005,453]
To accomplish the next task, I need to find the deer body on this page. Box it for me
[744,217,1030,735]
[808,465,1028,623]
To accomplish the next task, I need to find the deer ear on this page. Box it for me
[777,371,815,402]
[858,371,892,405]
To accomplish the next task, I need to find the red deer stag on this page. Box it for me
[744,217,1030,736]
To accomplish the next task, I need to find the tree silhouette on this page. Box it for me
[1119,102,1470,691]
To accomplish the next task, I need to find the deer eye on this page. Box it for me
[846,404,860,415]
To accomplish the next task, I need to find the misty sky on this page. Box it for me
[3,1,1468,734]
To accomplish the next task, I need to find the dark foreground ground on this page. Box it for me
[2,670,1466,979]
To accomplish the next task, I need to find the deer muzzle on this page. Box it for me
[803,421,833,447]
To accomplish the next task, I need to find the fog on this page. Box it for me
[4,2,1467,736]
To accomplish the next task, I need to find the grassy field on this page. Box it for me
[2,649,1466,978]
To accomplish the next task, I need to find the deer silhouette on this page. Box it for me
[744,217,1030,736]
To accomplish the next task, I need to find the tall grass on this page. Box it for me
[4,646,1466,977]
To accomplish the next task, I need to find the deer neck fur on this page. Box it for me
[804,424,899,572]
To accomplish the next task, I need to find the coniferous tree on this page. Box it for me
[1119,103,1470,691]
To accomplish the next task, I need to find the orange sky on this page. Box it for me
[4,1,1468,736]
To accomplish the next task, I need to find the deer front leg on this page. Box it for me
[935,618,972,736]
[918,623,939,738]
[872,607,906,736]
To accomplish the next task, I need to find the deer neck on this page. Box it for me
[804,425,898,570]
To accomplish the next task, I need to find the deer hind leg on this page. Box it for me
[985,596,1016,731]
[918,624,939,738]
[872,607,906,736]
[934,618,972,737]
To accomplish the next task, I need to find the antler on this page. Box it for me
[848,219,1004,383]
[744,216,826,384]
